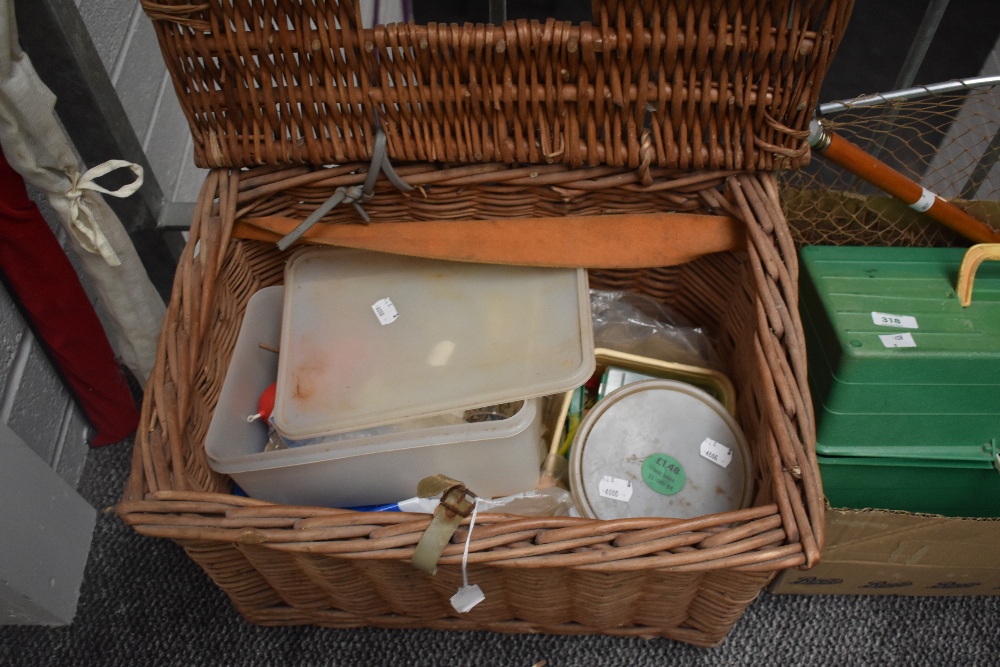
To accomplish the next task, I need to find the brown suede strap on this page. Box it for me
[233,212,745,268]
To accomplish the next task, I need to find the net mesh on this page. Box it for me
[780,83,1000,248]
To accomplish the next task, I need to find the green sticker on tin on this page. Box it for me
[641,454,686,495]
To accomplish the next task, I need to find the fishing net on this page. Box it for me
[781,81,1000,247]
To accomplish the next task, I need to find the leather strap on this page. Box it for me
[236,212,745,268]
[276,128,414,251]
[411,484,477,574]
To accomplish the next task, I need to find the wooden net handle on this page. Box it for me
[809,120,1000,245]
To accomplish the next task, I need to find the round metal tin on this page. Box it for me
[569,379,752,520]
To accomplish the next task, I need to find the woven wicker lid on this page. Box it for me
[142,0,855,171]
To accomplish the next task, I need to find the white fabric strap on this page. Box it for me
[65,160,144,266]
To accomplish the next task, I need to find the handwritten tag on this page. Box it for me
[700,437,733,468]
[871,312,918,329]
[879,332,917,348]
[598,475,633,502]
[371,297,398,325]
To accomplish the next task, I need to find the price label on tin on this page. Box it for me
[700,437,733,468]
[371,297,399,325]
[598,475,633,502]
[879,332,917,348]
[641,454,686,496]
[871,311,918,329]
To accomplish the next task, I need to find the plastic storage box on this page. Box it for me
[800,245,1000,516]
[205,287,548,507]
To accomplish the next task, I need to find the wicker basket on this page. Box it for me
[118,0,853,647]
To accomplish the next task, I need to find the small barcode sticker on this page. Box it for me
[371,297,399,325]
[910,187,936,213]
[700,437,733,468]
[879,332,917,348]
[598,476,633,502]
[871,312,918,329]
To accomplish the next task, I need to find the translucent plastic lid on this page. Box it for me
[273,248,594,439]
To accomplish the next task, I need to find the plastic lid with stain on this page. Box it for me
[274,248,595,439]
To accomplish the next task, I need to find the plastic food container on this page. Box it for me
[569,379,752,520]
[274,248,595,440]
[205,287,547,507]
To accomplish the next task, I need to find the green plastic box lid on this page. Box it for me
[800,245,1000,460]
[799,245,1000,387]
[802,307,1000,415]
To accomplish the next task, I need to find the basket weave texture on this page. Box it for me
[118,0,854,648]
[141,0,852,171]
[120,166,822,646]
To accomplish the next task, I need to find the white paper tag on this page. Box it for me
[450,584,485,613]
[371,297,398,325]
[879,332,917,348]
[909,187,936,213]
[598,475,633,502]
[700,437,733,468]
[871,311,919,329]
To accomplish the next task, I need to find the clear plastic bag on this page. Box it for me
[480,487,575,517]
[344,484,576,517]
[590,289,719,369]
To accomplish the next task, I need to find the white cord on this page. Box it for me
[460,497,481,589]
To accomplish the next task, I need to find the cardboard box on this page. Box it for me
[770,508,1000,596]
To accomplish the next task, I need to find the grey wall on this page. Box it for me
[75,0,206,204]
[0,297,91,487]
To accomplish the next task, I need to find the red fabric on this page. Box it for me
[0,149,139,446]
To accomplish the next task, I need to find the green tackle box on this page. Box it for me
[799,245,1000,517]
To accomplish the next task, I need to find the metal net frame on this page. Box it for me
[781,77,1000,248]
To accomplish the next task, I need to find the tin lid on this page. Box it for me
[273,248,595,439]
[569,379,752,520]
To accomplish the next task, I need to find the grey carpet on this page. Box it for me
[2,440,999,667]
